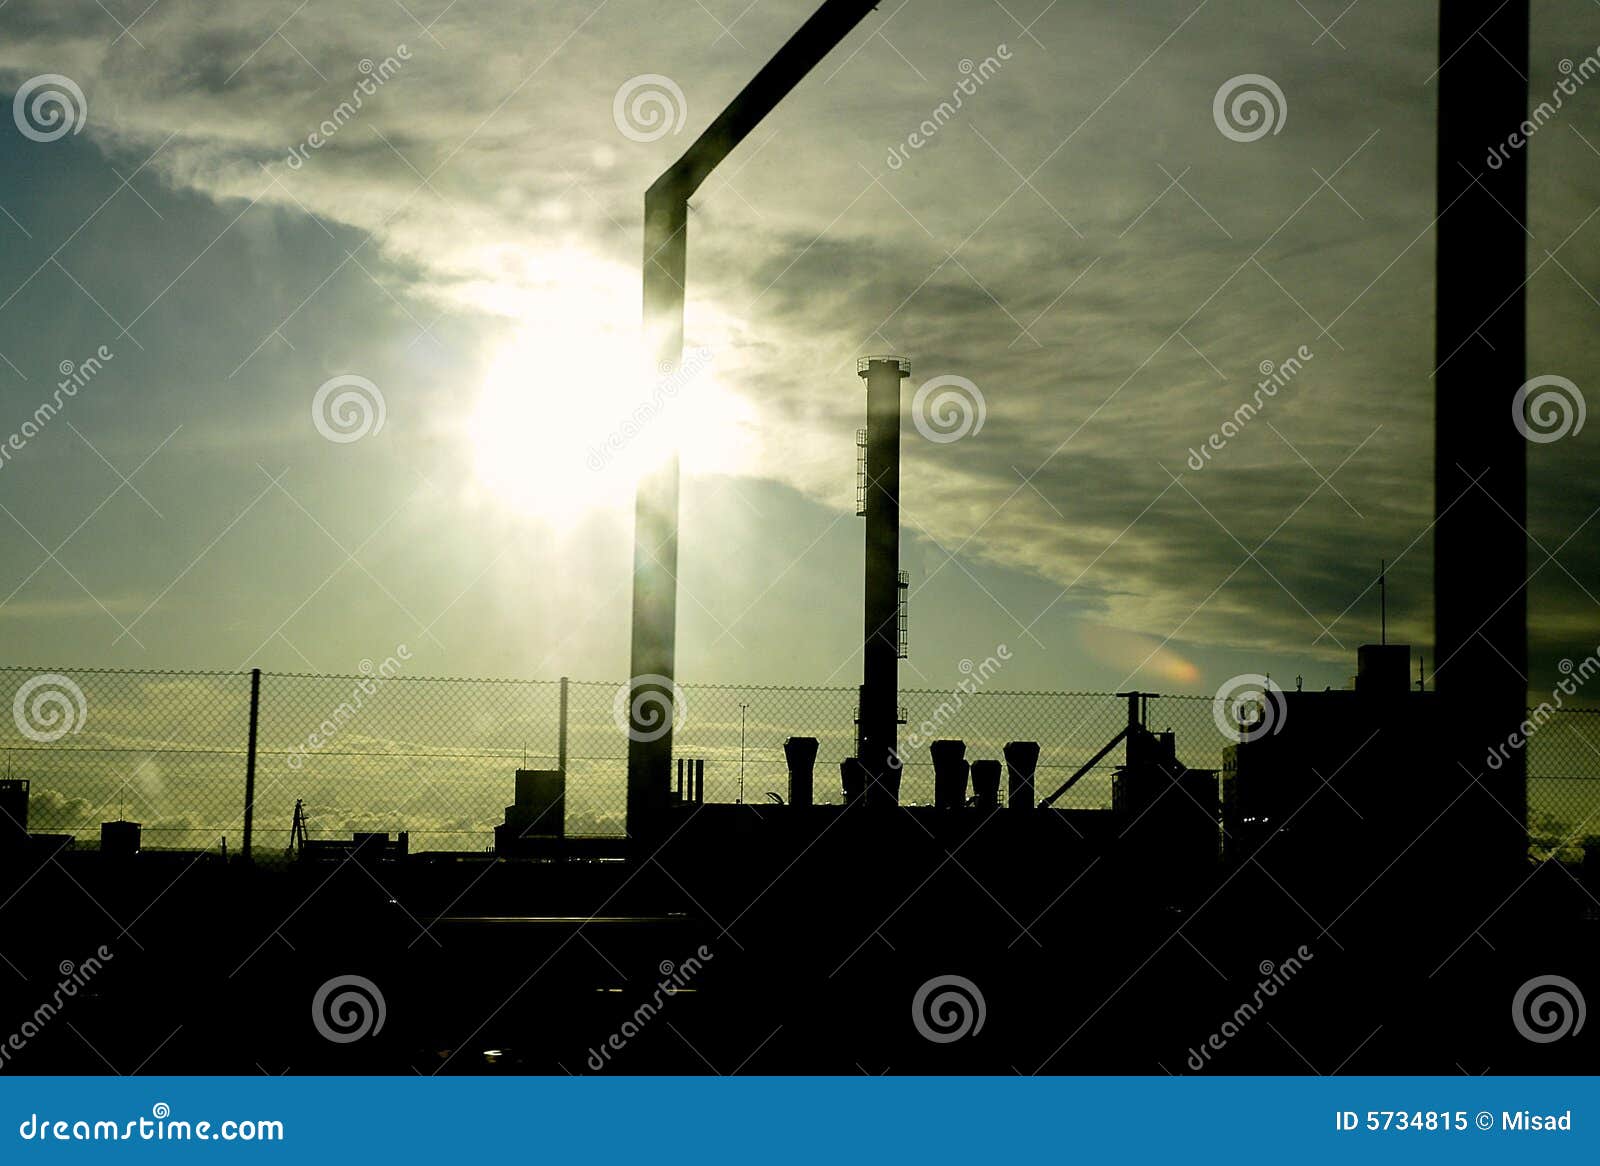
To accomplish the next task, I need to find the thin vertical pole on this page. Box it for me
[242,667,261,864]
[1379,559,1387,645]
[739,702,747,804]
[558,676,569,774]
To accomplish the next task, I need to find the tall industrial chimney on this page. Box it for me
[857,356,910,805]
[1434,0,1529,873]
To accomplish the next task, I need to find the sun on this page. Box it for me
[467,327,653,521]
[463,251,749,525]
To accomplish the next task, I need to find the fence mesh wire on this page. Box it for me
[1,667,249,852]
[1,666,1596,861]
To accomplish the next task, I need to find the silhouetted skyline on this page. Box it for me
[0,0,1596,1083]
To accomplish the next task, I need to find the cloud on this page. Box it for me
[0,0,1595,691]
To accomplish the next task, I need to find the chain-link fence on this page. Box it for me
[1,666,1596,861]
[1,667,250,853]
[1524,706,1600,861]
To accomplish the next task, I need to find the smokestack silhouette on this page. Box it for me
[971,760,1001,811]
[784,736,819,808]
[931,739,969,810]
[1434,0,1529,871]
[856,356,910,805]
[1004,741,1040,811]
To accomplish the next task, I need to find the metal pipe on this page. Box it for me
[1039,727,1129,810]
[558,675,568,774]
[241,667,260,864]
[784,736,819,809]
[1004,741,1040,811]
[930,739,969,810]
[971,760,1001,811]
[627,0,882,844]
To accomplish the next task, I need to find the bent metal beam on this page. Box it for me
[627,0,881,843]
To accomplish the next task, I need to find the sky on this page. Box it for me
[0,0,1597,703]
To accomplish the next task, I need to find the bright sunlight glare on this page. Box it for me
[465,251,751,525]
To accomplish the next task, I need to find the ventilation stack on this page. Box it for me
[856,356,910,806]
[1435,0,1529,874]
[784,736,819,808]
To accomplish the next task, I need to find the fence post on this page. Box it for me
[558,676,569,774]
[242,667,261,864]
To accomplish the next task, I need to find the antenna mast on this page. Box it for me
[1379,559,1387,645]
